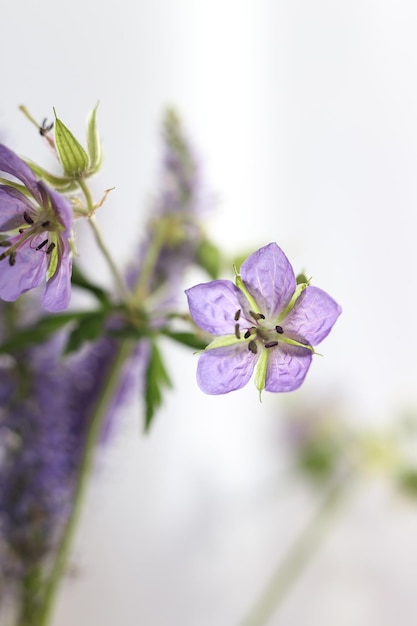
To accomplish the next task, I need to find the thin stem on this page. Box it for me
[239,472,352,626]
[35,340,134,626]
[77,178,131,302]
[133,220,169,300]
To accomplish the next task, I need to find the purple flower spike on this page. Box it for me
[185,242,342,395]
[0,145,73,311]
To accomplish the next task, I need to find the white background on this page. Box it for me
[2,2,417,625]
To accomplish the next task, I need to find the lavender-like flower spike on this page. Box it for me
[0,144,73,311]
[186,242,342,394]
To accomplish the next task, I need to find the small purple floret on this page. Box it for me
[186,242,342,395]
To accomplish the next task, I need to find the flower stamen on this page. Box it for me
[248,340,258,354]
[35,239,49,251]
[265,341,278,349]
[23,211,34,225]
[275,325,284,334]
[235,323,241,339]
[234,309,241,321]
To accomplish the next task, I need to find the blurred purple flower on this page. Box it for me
[186,242,341,394]
[0,144,72,311]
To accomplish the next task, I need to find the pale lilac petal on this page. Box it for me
[0,186,37,231]
[0,238,47,301]
[197,344,256,394]
[240,243,296,319]
[0,144,39,199]
[186,280,244,335]
[38,181,72,233]
[42,239,72,312]
[265,345,312,392]
[284,286,342,346]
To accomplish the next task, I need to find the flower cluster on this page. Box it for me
[186,242,341,394]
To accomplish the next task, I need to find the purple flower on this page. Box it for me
[185,242,342,394]
[0,144,72,311]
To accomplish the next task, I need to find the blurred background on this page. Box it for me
[2,1,417,624]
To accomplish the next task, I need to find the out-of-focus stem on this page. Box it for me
[239,473,352,626]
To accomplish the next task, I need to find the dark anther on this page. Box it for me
[41,221,50,228]
[234,309,241,321]
[265,341,278,349]
[235,323,241,340]
[275,325,284,334]
[39,118,54,136]
[0,240,11,247]
[248,340,258,354]
[46,243,56,254]
[36,239,49,251]
[19,228,25,234]
[9,252,16,266]
[0,252,6,261]
[23,211,34,225]
[244,329,252,339]
[249,310,265,321]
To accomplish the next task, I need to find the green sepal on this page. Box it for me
[86,103,102,173]
[54,111,90,177]
[296,272,310,285]
[254,348,268,392]
[205,334,245,350]
[144,342,172,431]
[278,282,308,321]
[235,274,258,312]
[22,161,77,192]
[195,239,222,279]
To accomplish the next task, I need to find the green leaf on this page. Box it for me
[160,329,209,350]
[144,342,172,431]
[195,239,222,279]
[54,111,90,177]
[64,310,109,354]
[0,313,76,353]
[23,160,77,191]
[71,263,111,306]
[86,103,102,173]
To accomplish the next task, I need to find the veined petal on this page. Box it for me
[240,243,296,319]
[42,238,72,312]
[186,280,244,335]
[284,286,342,346]
[197,344,257,394]
[38,181,72,233]
[0,144,39,199]
[0,186,37,231]
[265,345,312,392]
[0,238,47,301]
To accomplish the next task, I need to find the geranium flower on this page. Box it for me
[0,144,72,311]
[185,242,341,394]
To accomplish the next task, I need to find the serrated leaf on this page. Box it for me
[144,342,172,431]
[64,311,108,354]
[87,103,102,173]
[54,112,90,177]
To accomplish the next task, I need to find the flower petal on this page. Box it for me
[265,345,312,392]
[284,286,342,346]
[0,238,47,301]
[185,280,244,335]
[240,242,296,319]
[0,186,37,231]
[0,144,40,199]
[42,238,72,312]
[196,344,257,394]
[38,181,72,233]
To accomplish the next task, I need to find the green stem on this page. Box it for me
[239,473,351,626]
[34,340,134,626]
[133,220,169,300]
[77,178,131,302]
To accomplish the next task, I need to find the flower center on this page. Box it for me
[234,308,285,354]
[0,210,56,266]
